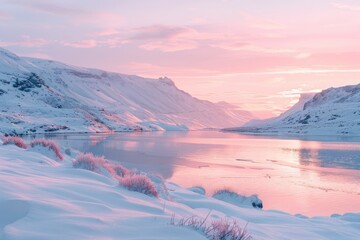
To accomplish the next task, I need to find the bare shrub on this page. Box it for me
[30,138,63,160]
[2,136,28,149]
[171,213,251,240]
[112,164,130,177]
[210,219,251,240]
[73,153,157,197]
[119,174,158,197]
[73,153,106,173]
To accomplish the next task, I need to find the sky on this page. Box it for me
[1,0,360,118]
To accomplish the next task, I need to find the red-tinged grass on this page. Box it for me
[30,138,63,160]
[171,213,252,240]
[73,153,106,173]
[73,152,158,197]
[112,165,130,177]
[2,136,28,149]
[119,174,158,197]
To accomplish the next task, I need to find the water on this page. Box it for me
[40,131,360,216]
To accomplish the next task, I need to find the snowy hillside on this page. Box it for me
[0,48,253,135]
[225,84,360,135]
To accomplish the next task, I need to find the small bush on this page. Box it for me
[73,153,106,173]
[99,163,131,179]
[2,136,28,149]
[119,174,158,197]
[112,165,130,177]
[30,138,63,160]
[171,214,251,240]
[209,218,251,240]
[73,153,156,197]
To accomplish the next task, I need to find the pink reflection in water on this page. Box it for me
[165,132,360,216]
[47,131,360,216]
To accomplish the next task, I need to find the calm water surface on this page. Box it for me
[41,131,360,216]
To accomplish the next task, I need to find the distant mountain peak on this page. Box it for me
[226,84,360,136]
[158,76,176,86]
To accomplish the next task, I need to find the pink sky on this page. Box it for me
[1,0,360,118]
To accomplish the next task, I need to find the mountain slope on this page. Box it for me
[0,48,253,134]
[225,84,360,136]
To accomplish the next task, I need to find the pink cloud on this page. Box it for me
[0,36,48,47]
[212,42,298,54]
[94,29,120,36]
[294,52,312,59]
[25,52,51,59]
[332,2,360,11]
[70,12,124,29]
[101,37,128,48]
[140,40,197,52]
[63,39,97,48]
[121,62,220,77]
[0,11,11,19]
[125,25,200,52]
[9,0,85,16]
[129,25,195,40]
[250,21,286,31]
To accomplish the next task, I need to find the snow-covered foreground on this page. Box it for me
[1,141,360,239]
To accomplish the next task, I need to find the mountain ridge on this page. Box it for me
[0,48,253,135]
[225,84,360,136]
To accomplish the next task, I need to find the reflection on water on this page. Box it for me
[37,131,360,216]
[298,148,360,169]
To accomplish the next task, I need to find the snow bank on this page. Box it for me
[0,144,359,239]
[212,189,263,209]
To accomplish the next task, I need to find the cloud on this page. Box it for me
[120,25,200,52]
[140,39,197,52]
[25,52,51,59]
[86,12,124,28]
[250,21,286,30]
[295,52,312,59]
[94,29,120,36]
[0,11,11,19]
[7,0,85,16]
[129,25,196,41]
[101,37,129,48]
[64,38,128,48]
[63,39,97,48]
[120,62,220,77]
[264,68,360,75]
[332,2,360,11]
[277,88,319,98]
[0,36,48,47]
[212,42,298,54]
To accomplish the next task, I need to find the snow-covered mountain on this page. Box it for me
[226,84,360,135]
[0,48,253,134]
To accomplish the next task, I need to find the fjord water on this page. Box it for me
[44,131,360,216]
